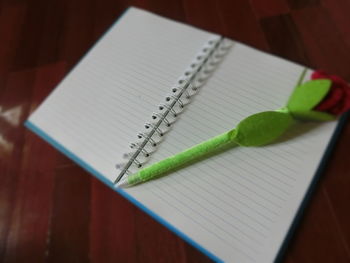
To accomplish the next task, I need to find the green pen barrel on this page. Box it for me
[128,130,237,185]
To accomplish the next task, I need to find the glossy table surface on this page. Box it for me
[1,0,350,262]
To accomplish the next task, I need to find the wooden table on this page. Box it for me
[1,0,350,262]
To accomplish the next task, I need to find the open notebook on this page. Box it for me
[26,7,342,263]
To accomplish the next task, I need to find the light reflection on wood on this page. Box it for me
[0,133,13,156]
[0,105,22,126]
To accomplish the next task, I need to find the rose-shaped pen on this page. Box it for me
[116,73,350,188]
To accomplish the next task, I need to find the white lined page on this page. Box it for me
[125,43,337,262]
[28,7,218,181]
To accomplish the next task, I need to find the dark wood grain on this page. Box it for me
[0,0,349,262]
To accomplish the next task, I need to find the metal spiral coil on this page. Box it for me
[114,37,233,183]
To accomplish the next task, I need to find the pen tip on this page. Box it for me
[115,177,129,188]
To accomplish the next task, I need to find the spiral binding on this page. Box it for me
[114,36,233,183]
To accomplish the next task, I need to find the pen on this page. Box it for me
[116,78,340,188]
[116,110,294,187]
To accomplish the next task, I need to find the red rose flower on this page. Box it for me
[311,70,350,115]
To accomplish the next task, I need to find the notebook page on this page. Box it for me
[125,42,337,262]
[27,8,218,181]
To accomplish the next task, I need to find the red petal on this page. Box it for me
[312,70,350,115]
[311,70,327,80]
[315,85,344,111]
[339,87,350,114]
[311,71,347,87]
[329,97,345,115]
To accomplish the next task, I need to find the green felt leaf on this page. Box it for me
[290,110,335,121]
[233,111,294,146]
[287,79,331,112]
